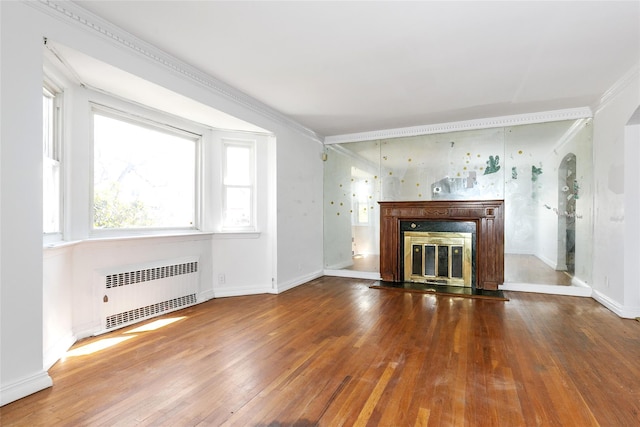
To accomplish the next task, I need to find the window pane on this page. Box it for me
[43,90,60,234]
[224,187,251,227]
[43,93,54,158]
[225,145,251,185]
[43,158,60,233]
[93,113,196,229]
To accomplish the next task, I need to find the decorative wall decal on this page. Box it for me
[531,165,543,182]
[484,155,501,175]
[512,167,518,180]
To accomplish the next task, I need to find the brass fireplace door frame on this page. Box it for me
[403,231,473,287]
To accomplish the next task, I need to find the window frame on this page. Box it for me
[221,138,257,232]
[42,80,64,242]
[90,102,204,236]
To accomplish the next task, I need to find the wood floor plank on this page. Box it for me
[2,276,640,426]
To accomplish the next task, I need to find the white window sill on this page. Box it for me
[212,231,261,239]
[43,240,82,250]
[43,230,262,250]
[44,230,216,250]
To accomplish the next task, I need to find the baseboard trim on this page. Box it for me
[500,282,592,297]
[276,270,324,294]
[591,289,640,319]
[571,276,590,288]
[43,332,76,371]
[213,284,272,298]
[324,260,355,270]
[536,254,558,271]
[1,371,53,406]
[324,269,382,280]
[198,289,215,302]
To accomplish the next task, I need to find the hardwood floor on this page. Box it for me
[504,254,573,286]
[2,276,639,426]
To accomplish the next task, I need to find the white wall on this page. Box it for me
[0,1,53,406]
[591,67,640,317]
[623,122,640,312]
[1,1,324,405]
[274,127,325,291]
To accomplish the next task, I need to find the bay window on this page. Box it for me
[92,107,200,231]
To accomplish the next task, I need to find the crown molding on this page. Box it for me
[27,0,324,144]
[594,63,640,116]
[324,107,593,145]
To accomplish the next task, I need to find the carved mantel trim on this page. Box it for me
[379,200,504,290]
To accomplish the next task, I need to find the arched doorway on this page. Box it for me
[558,153,577,275]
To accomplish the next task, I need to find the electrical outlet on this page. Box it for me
[218,274,226,284]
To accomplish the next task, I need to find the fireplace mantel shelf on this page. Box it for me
[379,200,505,290]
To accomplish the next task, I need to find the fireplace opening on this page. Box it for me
[404,231,472,286]
[400,220,476,288]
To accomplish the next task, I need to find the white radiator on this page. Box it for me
[101,257,199,331]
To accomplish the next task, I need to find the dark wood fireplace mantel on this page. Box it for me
[379,200,504,290]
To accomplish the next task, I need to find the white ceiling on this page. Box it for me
[73,1,639,138]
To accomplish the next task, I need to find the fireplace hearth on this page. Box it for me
[379,200,504,290]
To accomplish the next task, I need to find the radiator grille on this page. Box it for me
[105,262,198,289]
[105,293,197,329]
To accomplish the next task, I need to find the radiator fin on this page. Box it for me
[105,261,198,288]
[105,293,197,330]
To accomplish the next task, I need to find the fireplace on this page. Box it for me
[379,200,504,290]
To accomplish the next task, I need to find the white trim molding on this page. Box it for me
[500,282,592,297]
[324,107,593,145]
[1,371,53,406]
[27,0,324,144]
[591,289,640,319]
[275,270,324,294]
[324,269,382,281]
[595,63,640,115]
[43,332,76,371]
